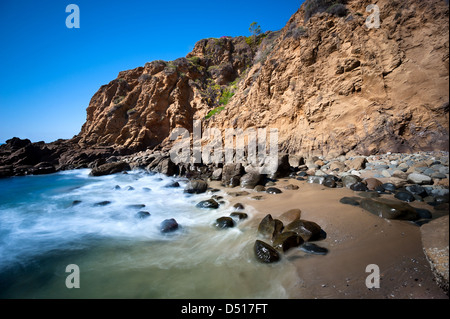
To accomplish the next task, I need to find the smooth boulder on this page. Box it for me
[160,218,179,233]
[254,240,280,263]
[360,198,420,220]
[284,219,323,241]
[184,180,208,194]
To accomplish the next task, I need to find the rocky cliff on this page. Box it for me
[76,0,449,158]
[1,0,449,176]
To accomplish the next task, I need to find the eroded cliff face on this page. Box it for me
[76,0,449,158]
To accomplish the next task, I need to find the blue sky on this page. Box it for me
[0,0,303,144]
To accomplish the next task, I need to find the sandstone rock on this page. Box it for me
[254,185,266,192]
[211,168,223,181]
[345,157,367,171]
[364,178,383,191]
[284,184,299,190]
[420,215,449,294]
[278,209,301,225]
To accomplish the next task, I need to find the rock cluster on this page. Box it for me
[253,211,327,263]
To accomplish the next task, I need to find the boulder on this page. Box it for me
[341,175,362,188]
[184,179,208,194]
[215,217,235,229]
[345,157,367,170]
[160,218,179,233]
[272,232,303,252]
[254,240,280,263]
[364,178,383,191]
[350,182,368,192]
[240,171,261,189]
[300,243,329,255]
[230,212,248,220]
[284,219,323,241]
[278,209,301,225]
[360,198,420,220]
[135,211,151,219]
[222,163,244,187]
[257,214,283,239]
[254,185,266,192]
[89,162,130,176]
[211,168,223,181]
[196,199,219,209]
[284,184,299,190]
[407,173,433,185]
[266,187,282,194]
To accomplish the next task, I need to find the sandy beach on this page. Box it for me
[210,177,449,299]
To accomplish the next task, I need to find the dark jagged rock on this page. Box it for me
[254,240,280,263]
[90,161,130,176]
[406,184,428,197]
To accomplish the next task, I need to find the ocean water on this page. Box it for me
[0,169,301,298]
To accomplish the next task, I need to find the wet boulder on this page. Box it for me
[215,217,235,229]
[254,240,280,263]
[257,214,283,239]
[135,211,151,219]
[196,199,219,209]
[342,175,362,188]
[240,172,261,189]
[360,198,420,220]
[160,218,179,233]
[300,243,329,255]
[266,187,282,194]
[284,219,323,241]
[184,180,208,194]
[272,232,303,252]
[278,209,301,225]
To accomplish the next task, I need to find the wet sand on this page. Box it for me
[211,178,449,299]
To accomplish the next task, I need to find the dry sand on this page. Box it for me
[211,178,449,299]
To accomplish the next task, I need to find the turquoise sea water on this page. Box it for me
[0,169,300,298]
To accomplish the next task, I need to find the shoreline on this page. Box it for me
[211,178,448,299]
